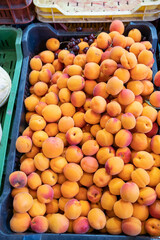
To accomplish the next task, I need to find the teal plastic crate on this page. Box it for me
[0,26,23,191]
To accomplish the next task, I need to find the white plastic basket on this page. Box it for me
[33,0,160,22]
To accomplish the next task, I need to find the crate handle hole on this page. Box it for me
[91,2,93,6]
[1,40,4,47]
[67,2,69,6]
[5,40,9,47]
[126,1,129,5]
[117,1,120,5]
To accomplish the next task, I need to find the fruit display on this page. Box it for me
[9,20,160,236]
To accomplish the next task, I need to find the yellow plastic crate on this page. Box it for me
[33,0,160,22]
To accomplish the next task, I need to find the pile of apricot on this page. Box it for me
[9,20,160,236]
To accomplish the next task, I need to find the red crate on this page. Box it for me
[0,0,35,24]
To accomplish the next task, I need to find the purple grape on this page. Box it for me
[73,45,80,52]
[83,47,89,53]
[70,37,76,42]
[75,39,81,44]
[88,39,94,45]
[142,36,147,41]
[125,46,130,51]
[77,27,83,32]
[83,37,89,42]
[70,50,75,55]
[149,48,155,54]
[54,52,58,59]
[89,33,95,40]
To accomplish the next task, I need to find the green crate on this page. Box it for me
[0,26,22,190]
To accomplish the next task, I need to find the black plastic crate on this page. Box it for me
[0,22,158,240]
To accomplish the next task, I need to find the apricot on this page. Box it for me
[133,151,154,170]
[116,147,131,164]
[122,217,141,236]
[106,217,122,235]
[58,50,69,63]
[27,172,42,190]
[96,147,115,165]
[11,187,29,198]
[35,102,47,116]
[125,101,143,118]
[29,115,46,132]
[90,124,102,138]
[101,191,117,211]
[84,80,97,95]
[9,171,27,188]
[141,80,154,96]
[31,216,48,233]
[138,49,153,67]
[120,52,137,69]
[107,101,121,117]
[121,113,136,130]
[42,104,61,122]
[16,136,32,153]
[82,139,99,156]
[64,199,81,220]
[10,213,31,233]
[51,71,62,84]
[41,198,51,212]
[131,168,150,188]
[118,164,134,181]
[96,129,113,147]
[86,46,102,64]
[125,36,135,46]
[129,42,146,58]
[80,172,93,188]
[42,137,64,158]
[118,89,135,106]
[97,32,111,49]
[76,187,87,201]
[29,70,39,85]
[150,91,160,108]
[109,46,125,63]
[63,53,75,66]
[113,34,127,48]
[113,199,133,219]
[48,213,69,233]
[133,203,149,221]
[61,181,79,198]
[93,82,109,99]
[48,84,59,95]
[114,68,130,83]
[78,41,89,54]
[52,184,61,199]
[154,70,160,87]
[148,167,160,187]
[80,156,98,173]
[130,64,149,81]
[30,56,42,71]
[106,77,123,96]
[138,187,157,206]
[71,91,86,108]
[28,199,46,217]
[44,123,58,137]
[13,192,33,213]
[87,185,102,203]
[109,20,124,34]
[73,54,86,68]
[20,158,36,175]
[150,135,160,154]
[88,208,106,230]
[130,133,148,151]
[41,169,58,186]
[128,28,141,42]
[73,217,90,234]
[105,118,121,134]
[100,59,117,76]
[34,153,49,171]
[115,129,132,148]
[105,157,124,175]
[63,163,83,182]
[127,80,144,96]
[145,218,160,236]
[120,182,139,203]
[93,168,112,187]
[65,145,83,164]
[108,178,125,195]
[37,184,54,203]
[53,59,63,71]
[84,62,100,80]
